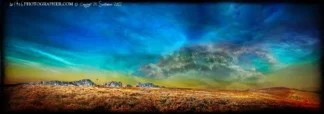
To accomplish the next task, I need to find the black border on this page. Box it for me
[1,0,324,3]
[0,0,323,114]
[1,0,7,112]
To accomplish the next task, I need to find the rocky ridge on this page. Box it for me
[26,79,165,88]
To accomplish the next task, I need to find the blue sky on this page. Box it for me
[4,3,321,85]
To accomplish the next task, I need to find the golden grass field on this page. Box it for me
[3,85,320,112]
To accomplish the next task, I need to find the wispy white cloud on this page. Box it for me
[29,47,73,65]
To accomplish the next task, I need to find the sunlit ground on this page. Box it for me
[4,85,320,112]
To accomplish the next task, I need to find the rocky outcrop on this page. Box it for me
[102,81,122,87]
[73,79,96,86]
[26,79,95,86]
[136,82,160,88]
[125,84,132,88]
[25,80,165,88]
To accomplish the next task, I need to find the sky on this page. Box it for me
[3,3,321,91]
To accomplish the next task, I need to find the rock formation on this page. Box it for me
[26,79,95,86]
[73,79,96,86]
[136,82,160,88]
[102,81,122,87]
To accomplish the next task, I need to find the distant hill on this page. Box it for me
[263,61,321,92]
